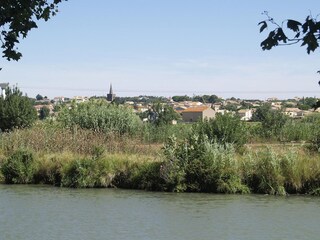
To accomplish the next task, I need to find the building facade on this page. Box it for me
[0,83,9,99]
[181,106,216,122]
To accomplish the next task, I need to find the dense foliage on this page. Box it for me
[259,11,320,54]
[1,0,65,61]
[145,103,181,126]
[39,106,50,120]
[57,100,141,135]
[252,103,288,138]
[194,113,248,149]
[0,87,37,131]
[1,149,37,184]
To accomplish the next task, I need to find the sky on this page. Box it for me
[0,0,320,100]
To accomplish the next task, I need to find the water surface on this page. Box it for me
[0,185,319,240]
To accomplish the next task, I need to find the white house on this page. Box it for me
[237,109,253,121]
[0,83,9,99]
[284,108,304,118]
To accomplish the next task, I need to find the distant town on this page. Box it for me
[1,83,319,122]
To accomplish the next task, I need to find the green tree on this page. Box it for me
[223,103,238,112]
[208,95,222,104]
[39,106,50,120]
[1,0,64,61]
[259,11,320,54]
[148,103,180,126]
[240,100,253,109]
[298,97,317,109]
[252,103,288,138]
[36,94,44,101]
[194,113,248,149]
[172,95,191,102]
[0,87,37,131]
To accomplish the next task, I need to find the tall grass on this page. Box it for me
[1,144,320,195]
[0,122,159,156]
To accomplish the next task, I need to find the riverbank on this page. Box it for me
[1,144,319,196]
[1,119,320,195]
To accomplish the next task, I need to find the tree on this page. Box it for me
[147,103,181,126]
[192,94,222,104]
[194,113,248,149]
[223,103,238,112]
[36,94,44,101]
[297,97,317,110]
[0,0,64,62]
[39,106,50,120]
[259,11,320,54]
[252,103,288,138]
[172,95,191,102]
[0,87,37,131]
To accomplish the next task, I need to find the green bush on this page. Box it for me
[247,148,286,195]
[279,119,313,142]
[131,161,165,191]
[0,87,37,132]
[61,157,114,188]
[57,100,141,136]
[1,149,37,184]
[185,142,249,193]
[161,134,249,193]
[194,113,248,149]
[252,103,288,138]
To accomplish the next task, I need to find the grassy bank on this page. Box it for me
[1,117,320,195]
[1,137,320,195]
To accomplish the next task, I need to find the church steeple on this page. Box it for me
[109,84,113,95]
[107,83,116,101]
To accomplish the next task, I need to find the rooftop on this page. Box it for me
[182,106,210,113]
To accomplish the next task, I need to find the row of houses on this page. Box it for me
[179,106,314,123]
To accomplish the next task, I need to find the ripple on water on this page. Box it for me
[0,185,319,240]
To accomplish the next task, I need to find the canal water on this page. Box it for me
[0,185,319,240]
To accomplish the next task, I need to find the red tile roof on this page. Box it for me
[181,106,209,113]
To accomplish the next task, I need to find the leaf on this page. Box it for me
[294,32,300,38]
[302,33,319,54]
[287,19,301,32]
[258,21,267,33]
[276,28,287,43]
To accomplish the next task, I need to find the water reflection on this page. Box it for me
[0,185,319,240]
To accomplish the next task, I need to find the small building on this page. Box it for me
[181,106,216,122]
[53,96,65,104]
[237,109,253,121]
[0,82,9,99]
[284,108,304,118]
[73,96,88,103]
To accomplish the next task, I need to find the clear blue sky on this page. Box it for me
[1,0,319,99]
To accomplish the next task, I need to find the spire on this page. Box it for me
[107,83,116,102]
[109,83,113,95]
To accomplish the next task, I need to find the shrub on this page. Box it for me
[131,161,165,191]
[185,142,249,193]
[279,119,313,142]
[61,157,114,188]
[0,87,37,131]
[161,134,249,193]
[252,103,288,138]
[247,148,286,195]
[1,149,37,183]
[57,100,141,136]
[194,113,248,149]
